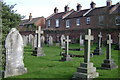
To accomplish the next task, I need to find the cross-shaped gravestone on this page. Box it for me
[101,34,118,69]
[65,36,71,56]
[106,34,112,60]
[60,36,72,61]
[98,32,102,48]
[118,33,120,50]
[36,26,43,48]
[84,29,94,63]
[72,29,99,79]
[33,26,45,56]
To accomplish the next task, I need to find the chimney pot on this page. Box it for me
[90,1,96,8]
[107,0,112,6]
[77,3,82,11]
[54,7,58,13]
[64,5,69,12]
[29,13,32,21]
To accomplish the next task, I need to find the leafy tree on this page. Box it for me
[1,2,22,47]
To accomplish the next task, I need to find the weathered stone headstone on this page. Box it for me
[93,32,103,55]
[32,26,45,56]
[60,35,66,49]
[33,34,37,48]
[73,29,99,79]
[101,34,118,69]
[4,28,27,78]
[28,34,34,44]
[48,35,53,46]
[41,35,45,47]
[79,35,84,46]
[114,33,120,50]
[56,35,60,46]
[60,36,72,61]
[22,35,27,46]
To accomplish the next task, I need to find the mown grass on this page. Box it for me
[5,43,119,79]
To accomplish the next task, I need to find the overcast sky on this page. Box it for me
[4,0,119,19]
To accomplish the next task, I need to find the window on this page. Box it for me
[66,20,70,28]
[56,19,59,27]
[86,17,90,24]
[47,20,50,27]
[115,16,120,25]
[76,18,80,26]
[99,16,104,25]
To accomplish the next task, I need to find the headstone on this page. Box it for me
[93,32,103,55]
[32,26,45,56]
[73,29,99,79]
[101,34,118,69]
[41,35,45,47]
[114,33,120,50]
[60,36,72,61]
[60,35,66,49]
[56,35,60,46]
[79,35,84,46]
[33,34,37,48]
[28,34,34,45]
[22,35,27,46]
[4,28,27,78]
[48,35,53,46]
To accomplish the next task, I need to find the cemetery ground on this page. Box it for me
[5,43,119,79]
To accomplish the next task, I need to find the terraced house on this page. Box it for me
[45,0,120,43]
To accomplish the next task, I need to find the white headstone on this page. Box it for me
[48,35,53,46]
[34,35,37,48]
[41,35,45,47]
[79,35,84,46]
[60,35,65,49]
[4,28,27,78]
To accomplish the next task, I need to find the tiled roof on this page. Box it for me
[20,17,43,26]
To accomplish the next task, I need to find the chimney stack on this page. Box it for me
[64,5,69,12]
[29,13,32,21]
[54,7,58,13]
[77,3,82,11]
[90,1,96,9]
[107,0,112,6]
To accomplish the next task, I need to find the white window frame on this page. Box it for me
[56,19,59,27]
[47,20,50,27]
[115,16,120,25]
[66,20,70,28]
[86,17,90,24]
[76,18,80,26]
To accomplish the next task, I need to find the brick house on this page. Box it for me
[45,0,120,44]
[18,13,45,35]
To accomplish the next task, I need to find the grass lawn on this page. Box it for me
[5,43,119,79]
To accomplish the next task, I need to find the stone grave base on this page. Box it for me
[93,48,102,55]
[4,67,27,78]
[60,52,84,57]
[60,55,72,61]
[62,48,84,51]
[32,47,45,56]
[101,59,118,69]
[73,63,99,79]
[56,43,60,46]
